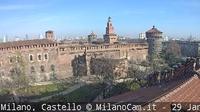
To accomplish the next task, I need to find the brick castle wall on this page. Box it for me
[0,41,148,83]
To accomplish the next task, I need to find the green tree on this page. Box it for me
[161,40,183,67]
[8,52,29,89]
[165,40,181,57]
[149,53,168,71]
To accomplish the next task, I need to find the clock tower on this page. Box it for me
[103,17,118,44]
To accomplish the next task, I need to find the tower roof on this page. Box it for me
[108,16,112,22]
[90,31,96,35]
[46,30,54,33]
[146,26,162,33]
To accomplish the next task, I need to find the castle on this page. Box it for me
[0,17,157,83]
[146,25,163,59]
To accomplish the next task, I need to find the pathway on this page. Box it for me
[31,82,86,102]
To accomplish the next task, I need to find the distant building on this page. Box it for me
[139,33,146,40]
[39,34,44,39]
[163,35,169,41]
[103,17,118,44]
[88,32,97,43]
[45,30,55,40]
[15,37,20,41]
[3,35,7,43]
[25,34,29,40]
[118,36,126,41]
[146,26,163,58]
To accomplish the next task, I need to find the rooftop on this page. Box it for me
[156,75,200,102]
[88,31,97,36]
[146,26,162,33]
[46,30,54,33]
[0,39,56,49]
[101,74,198,103]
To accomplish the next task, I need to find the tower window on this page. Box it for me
[29,55,33,61]
[44,53,48,60]
[9,58,13,63]
[16,56,20,63]
[40,65,45,72]
[38,54,42,61]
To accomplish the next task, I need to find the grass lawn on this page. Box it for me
[15,81,73,99]
[105,81,141,98]
[0,89,10,95]
[47,83,107,102]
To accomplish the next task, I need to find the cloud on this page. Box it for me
[0,4,39,11]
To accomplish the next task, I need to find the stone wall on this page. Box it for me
[178,41,199,57]
[90,58,128,79]
[147,37,163,57]
[58,43,148,77]
[0,42,148,83]
[0,45,59,83]
[163,40,200,58]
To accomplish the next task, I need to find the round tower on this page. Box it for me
[146,26,163,58]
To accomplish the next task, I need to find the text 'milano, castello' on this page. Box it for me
[0,17,162,83]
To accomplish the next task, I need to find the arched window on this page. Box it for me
[44,54,48,60]
[40,65,45,72]
[31,66,35,73]
[29,55,33,61]
[9,58,13,63]
[51,64,55,71]
[38,54,42,61]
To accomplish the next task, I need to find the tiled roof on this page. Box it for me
[100,77,190,103]
[149,75,200,112]
[0,39,56,49]
[156,75,200,102]
[46,30,54,33]
[101,75,200,111]
[146,26,162,33]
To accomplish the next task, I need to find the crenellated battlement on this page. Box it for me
[59,43,148,54]
[0,39,57,52]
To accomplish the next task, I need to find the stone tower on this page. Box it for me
[88,31,97,43]
[104,17,118,44]
[45,30,54,40]
[146,26,163,58]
